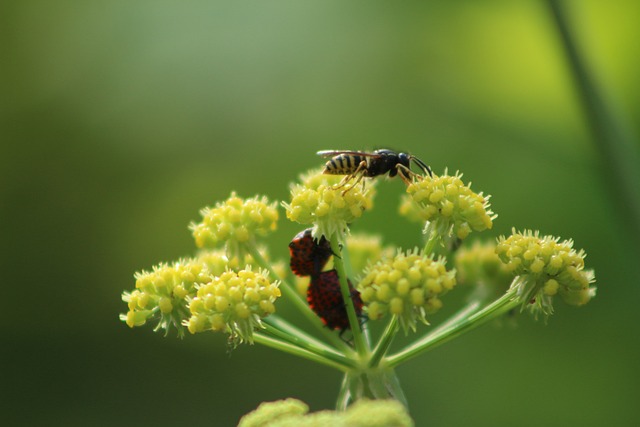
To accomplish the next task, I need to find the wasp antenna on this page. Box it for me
[411,156,432,177]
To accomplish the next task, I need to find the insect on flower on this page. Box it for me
[288,228,333,277]
[307,269,363,331]
[318,149,432,188]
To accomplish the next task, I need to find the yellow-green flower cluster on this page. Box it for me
[121,258,212,336]
[455,241,514,291]
[238,398,414,427]
[358,249,456,333]
[401,171,495,240]
[196,249,237,276]
[238,398,308,427]
[283,168,376,243]
[496,229,596,316]
[198,246,287,281]
[191,192,279,256]
[187,268,281,344]
[346,233,394,277]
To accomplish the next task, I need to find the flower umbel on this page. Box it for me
[122,152,598,419]
[401,171,495,240]
[455,240,515,297]
[358,249,456,333]
[345,233,394,277]
[191,192,279,257]
[196,249,237,276]
[238,398,309,427]
[238,398,414,427]
[283,168,376,243]
[187,267,281,344]
[496,229,596,316]
[121,258,211,336]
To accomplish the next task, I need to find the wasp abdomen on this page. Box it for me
[323,155,366,175]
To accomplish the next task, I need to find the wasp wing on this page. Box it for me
[317,150,381,158]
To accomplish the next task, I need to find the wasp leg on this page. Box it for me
[396,164,423,185]
[331,161,367,193]
[341,168,367,195]
[333,174,354,189]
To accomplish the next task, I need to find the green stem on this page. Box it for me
[546,0,640,243]
[340,239,371,348]
[336,373,351,410]
[423,225,440,255]
[336,367,408,410]
[261,323,357,369]
[244,243,353,354]
[253,332,354,372]
[264,316,353,357]
[424,299,483,337]
[385,288,520,368]
[329,236,369,359]
[368,315,399,368]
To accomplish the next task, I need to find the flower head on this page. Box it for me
[455,240,515,298]
[346,233,394,277]
[120,258,212,336]
[186,267,281,345]
[196,249,237,275]
[238,398,309,427]
[496,229,596,317]
[343,399,414,427]
[191,192,279,258]
[282,168,376,244]
[358,249,456,333]
[401,171,495,241]
[238,398,414,427]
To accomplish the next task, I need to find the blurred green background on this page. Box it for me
[2,1,639,426]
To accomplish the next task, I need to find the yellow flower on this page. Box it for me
[496,229,596,316]
[358,249,456,333]
[120,258,212,336]
[346,233,394,277]
[191,192,279,257]
[196,249,237,276]
[282,168,376,243]
[186,268,281,344]
[238,398,414,427]
[238,399,308,427]
[401,170,495,240]
[455,241,515,295]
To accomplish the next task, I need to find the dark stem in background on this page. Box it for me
[546,0,640,244]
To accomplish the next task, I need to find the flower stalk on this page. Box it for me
[422,224,440,255]
[368,315,399,368]
[386,285,521,368]
[329,236,370,358]
[253,333,355,372]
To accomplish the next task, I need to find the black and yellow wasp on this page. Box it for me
[317,149,432,188]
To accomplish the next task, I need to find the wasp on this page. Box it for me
[317,149,432,189]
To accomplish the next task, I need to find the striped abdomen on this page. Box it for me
[323,155,367,175]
